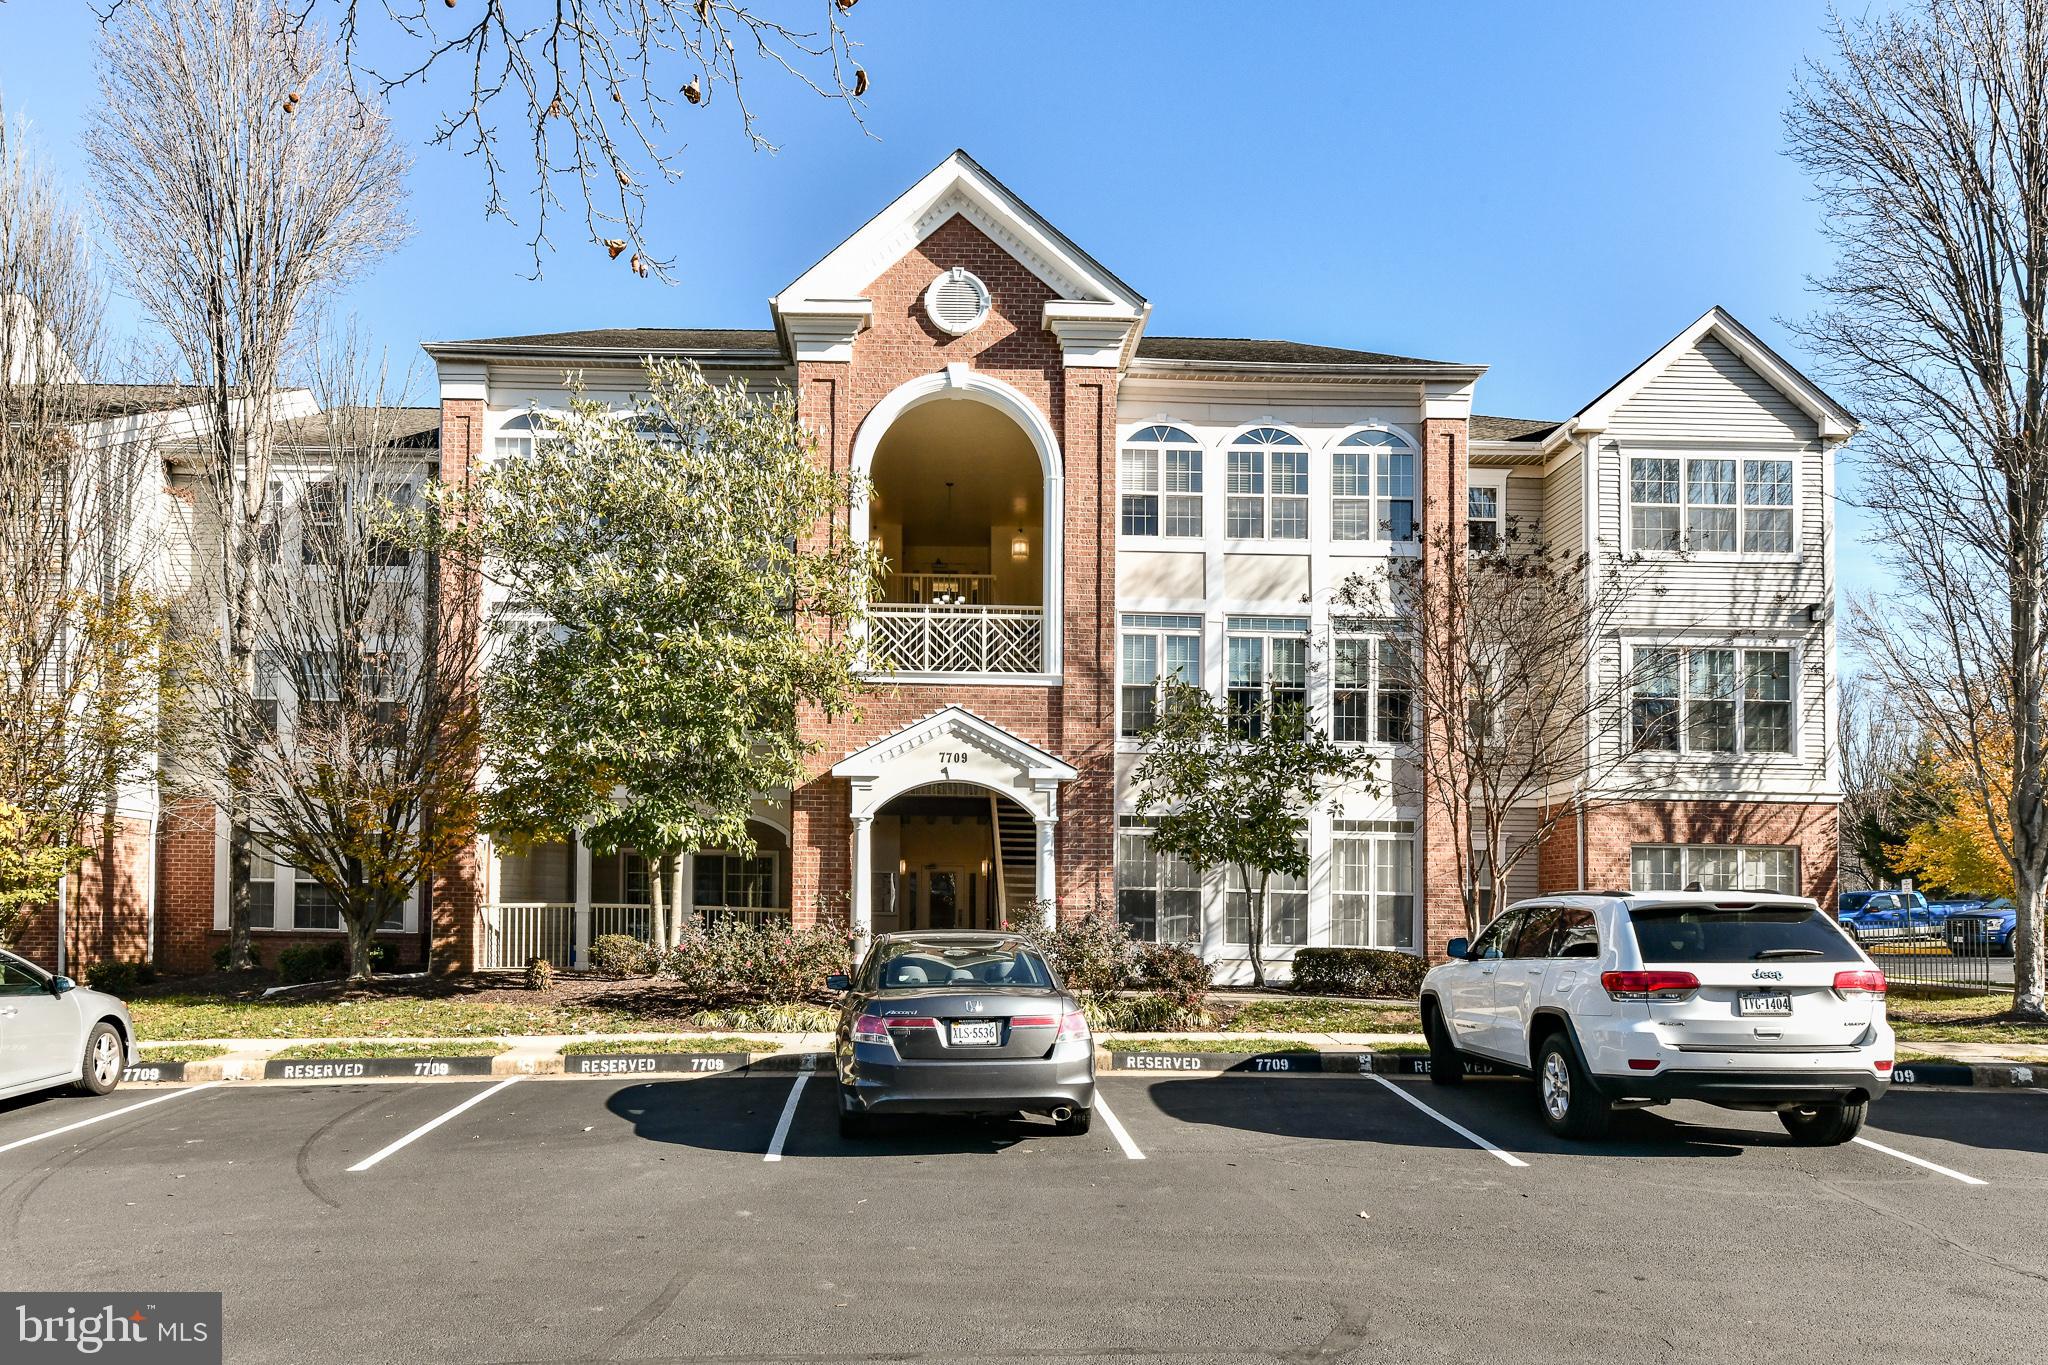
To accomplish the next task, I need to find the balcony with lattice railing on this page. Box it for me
[866,602,1044,677]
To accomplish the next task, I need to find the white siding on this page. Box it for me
[1607,336,1817,444]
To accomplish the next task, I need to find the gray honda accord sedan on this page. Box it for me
[829,931,1096,1137]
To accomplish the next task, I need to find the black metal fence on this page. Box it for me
[1862,940,2007,991]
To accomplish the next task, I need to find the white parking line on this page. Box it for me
[1367,1074,1529,1168]
[346,1076,522,1173]
[763,1070,810,1162]
[1852,1136,1988,1186]
[1093,1094,1145,1160]
[0,1082,222,1155]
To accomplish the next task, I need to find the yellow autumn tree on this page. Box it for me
[1890,739,2015,900]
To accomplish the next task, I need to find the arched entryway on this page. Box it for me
[869,783,1042,933]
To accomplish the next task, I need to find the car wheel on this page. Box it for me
[1424,1005,1464,1087]
[1535,1033,1610,1140]
[1053,1107,1092,1136]
[836,1086,871,1139]
[1779,1100,1867,1146]
[73,1023,124,1096]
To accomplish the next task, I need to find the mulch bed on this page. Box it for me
[134,969,771,1027]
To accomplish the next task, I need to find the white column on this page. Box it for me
[1034,816,1058,918]
[851,813,874,939]
[572,833,593,968]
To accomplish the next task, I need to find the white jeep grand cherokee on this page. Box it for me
[1418,891,1894,1144]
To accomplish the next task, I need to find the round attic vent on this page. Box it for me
[925,267,991,336]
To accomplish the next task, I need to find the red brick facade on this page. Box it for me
[10,814,153,972]
[789,214,1118,924]
[1416,415,1470,960]
[1537,798,1841,906]
[429,396,487,972]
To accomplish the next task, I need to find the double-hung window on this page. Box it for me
[693,851,779,911]
[1467,482,1502,551]
[1631,844,1798,894]
[1227,836,1307,945]
[1120,426,1203,538]
[1376,638,1414,743]
[1332,820,1416,949]
[1227,427,1308,540]
[1329,631,1413,744]
[1116,817,1202,943]
[1631,645,1795,755]
[301,480,340,563]
[1630,455,1797,553]
[1225,616,1308,737]
[1331,428,1418,542]
[1120,614,1202,738]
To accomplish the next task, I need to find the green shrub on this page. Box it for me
[211,944,234,972]
[1289,947,1429,999]
[589,933,652,979]
[685,1002,839,1032]
[1008,910,1136,1003]
[653,921,850,1006]
[524,956,555,993]
[84,960,157,996]
[276,940,393,985]
[1084,992,1218,1032]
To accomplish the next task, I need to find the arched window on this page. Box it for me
[1332,427,1417,542]
[492,411,552,461]
[1119,425,1203,538]
[1227,427,1307,540]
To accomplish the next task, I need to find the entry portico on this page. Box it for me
[832,706,1078,937]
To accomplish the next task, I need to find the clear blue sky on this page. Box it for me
[0,0,1880,588]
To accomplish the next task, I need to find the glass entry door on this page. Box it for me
[921,867,964,930]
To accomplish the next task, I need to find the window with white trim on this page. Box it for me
[1226,616,1308,737]
[1631,843,1799,894]
[692,851,779,910]
[1332,819,1416,949]
[1227,427,1308,540]
[1330,630,1413,745]
[1120,614,1203,738]
[1467,480,1502,551]
[1119,426,1203,538]
[1332,427,1418,541]
[1630,455,1797,553]
[492,412,553,461]
[1630,645,1795,755]
[1226,837,1307,946]
[1116,817,1202,944]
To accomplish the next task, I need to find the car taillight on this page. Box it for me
[1833,969,1886,997]
[1010,1016,1058,1028]
[1875,1059,1894,1073]
[1059,1008,1090,1038]
[1601,970,1700,1001]
[851,1013,892,1044]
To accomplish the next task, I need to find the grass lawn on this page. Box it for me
[1223,997,1422,1034]
[269,1040,511,1061]
[136,1043,230,1063]
[1887,988,2048,1046]
[561,1036,761,1055]
[130,994,674,1041]
[1105,1037,1318,1053]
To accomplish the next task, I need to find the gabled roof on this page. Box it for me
[831,704,1078,783]
[1470,414,1560,444]
[423,327,784,364]
[1547,306,1855,451]
[772,150,1147,320]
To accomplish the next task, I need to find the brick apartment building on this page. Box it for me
[21,151,1852,983]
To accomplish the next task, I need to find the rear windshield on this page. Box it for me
[1629,905,1859,964]
[868,941,1053,991]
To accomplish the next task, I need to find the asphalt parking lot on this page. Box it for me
[1,1069,2043,1365]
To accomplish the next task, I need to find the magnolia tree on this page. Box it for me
[430,361,880,951]
[1788,0,2048,1017]
[190,369,482,981]
[1130,681,1378,987]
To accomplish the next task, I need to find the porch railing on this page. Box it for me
[868,604,1042,675]
[480,902,574,970]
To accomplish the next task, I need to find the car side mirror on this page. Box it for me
[826,974,851,993]
[1445,937,1470,961]
[48,975,76,995]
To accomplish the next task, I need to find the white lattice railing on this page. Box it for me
[480,902,574,969]
[868,604,1042,675]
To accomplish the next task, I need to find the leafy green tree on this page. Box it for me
[1130,681,1379,987]
[431,361,880,949]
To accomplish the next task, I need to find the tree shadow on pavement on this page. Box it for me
[1863,1088,2048,1157]
[604,1075,1064,1158]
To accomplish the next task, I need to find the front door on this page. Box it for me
[921,867,965,930]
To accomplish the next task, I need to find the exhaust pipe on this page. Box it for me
[1050,1106,1073,1123]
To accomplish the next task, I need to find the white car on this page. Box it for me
[0,948,138,1103]
[1419,891,1893,1144]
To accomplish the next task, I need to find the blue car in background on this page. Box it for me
[1941,899,2017,956]
[1836,889,1943,944]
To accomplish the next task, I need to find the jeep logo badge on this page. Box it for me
[1752,968,1784,981]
